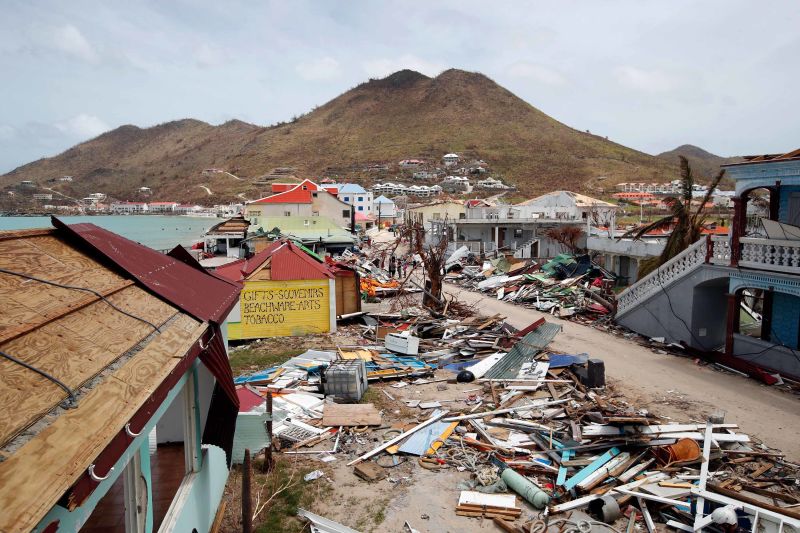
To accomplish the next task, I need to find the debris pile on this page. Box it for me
[235,313,800,533]
[447,250,618,323]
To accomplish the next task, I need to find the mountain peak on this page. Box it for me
[363,69,430,90]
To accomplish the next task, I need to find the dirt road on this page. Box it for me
[444,282,800,461]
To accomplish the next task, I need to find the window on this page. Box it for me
[343,196,350,202]
[358,196,363,202]
[459,213,466,219]
[304,219,310,226]
[342,209,350,218]
[358,206,363,211]
[284,211,291,217]
[514,229,523,238]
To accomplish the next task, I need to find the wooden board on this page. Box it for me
[322,403,382,427]
[0,315,204,533]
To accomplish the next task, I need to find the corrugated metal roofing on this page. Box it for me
[53,217,241,323]
[250,188,313,204]
[270,240,333,280]
[214,239,332,281]
[483,322,561,379]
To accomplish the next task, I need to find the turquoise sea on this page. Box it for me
[0,215,217,250]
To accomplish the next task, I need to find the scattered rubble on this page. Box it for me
[446,250,618,324]
[234,307,800,532]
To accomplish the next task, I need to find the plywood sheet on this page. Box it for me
[0,287,179,446]
[322,403,381,427]
[0,316,205,533]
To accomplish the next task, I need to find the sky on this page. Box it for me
[1,0,798,173]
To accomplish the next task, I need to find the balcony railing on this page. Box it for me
[739,237,800,274]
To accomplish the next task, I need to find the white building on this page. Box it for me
[374,195,396,221]
[399,159,425,168]
[442,153,460,166]
[476,177,509,189]
[412,170,439,180]
[32,193,53,201]
[331,183,373,214]
[59,176,73,182]
[111,201,149,214]
[372,182,441,198]
[148,201,179,213]
[176,204,203,215]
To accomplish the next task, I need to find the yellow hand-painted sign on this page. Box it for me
[238,279,330,338]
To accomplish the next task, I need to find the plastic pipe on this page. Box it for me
[501,468,550,509]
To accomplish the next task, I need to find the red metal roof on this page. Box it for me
[236,386,265,413]
[52,217,241,323]
[251,188,313,204]
[270,241,333,280]
[213,239,332,281]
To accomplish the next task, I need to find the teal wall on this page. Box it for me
[770,291,800,349]
[34,360,230,532]
[163,445,229,532]
[778,185,800,223]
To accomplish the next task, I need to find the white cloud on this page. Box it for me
[507,62,567,86]
[0,125,15,141]
[614,65,678,93]
[194,43,226,68]
[295,57,342,81]
[55,114,110,138]
[362,54,444,78]
[51,24,98,63]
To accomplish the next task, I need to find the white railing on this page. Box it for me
[447,241,497,255]
[616,238,708,317]
[709,235,731,265]
[739,237,800,274]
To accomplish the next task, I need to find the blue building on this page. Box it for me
[0,219,241,533]
[616,148,800,380]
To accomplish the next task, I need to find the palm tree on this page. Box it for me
[623,156,724,277]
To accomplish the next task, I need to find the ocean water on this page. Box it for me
[0,215,217,250]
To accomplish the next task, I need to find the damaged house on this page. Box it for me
[432,191,618,260]
[0,218,241,533]
[616,148,800,380]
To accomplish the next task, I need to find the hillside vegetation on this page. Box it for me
[2,69,682,203]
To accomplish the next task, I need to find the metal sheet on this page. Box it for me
[483,322,560,379]
[54,218,241,323]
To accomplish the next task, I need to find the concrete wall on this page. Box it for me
[587,236,665,258]
[616,264,731,350]
[733,334,800,378]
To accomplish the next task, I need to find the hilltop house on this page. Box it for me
[399,159,425,168]
[246,179,353,229]
[442,153,459,166]
[616,148,800,380]
[0,218,241,533]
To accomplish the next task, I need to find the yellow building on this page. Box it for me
[216,240,336,339]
